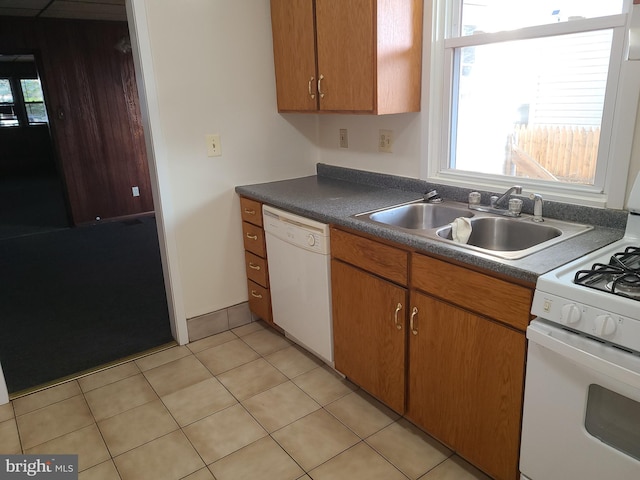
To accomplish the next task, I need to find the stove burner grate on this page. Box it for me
[574,246,640,300]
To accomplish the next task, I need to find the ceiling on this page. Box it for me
[0,0,126,22]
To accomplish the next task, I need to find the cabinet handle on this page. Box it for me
[410,307,418,335]
[248,262,261,270]
[393,303,403,330]
[318,74,325,99]
[251,290,263,299]
[246,233,258,240]
[308,76,315,99]
[244,208,256,215]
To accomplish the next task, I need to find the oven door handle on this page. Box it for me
[528,321,640,389]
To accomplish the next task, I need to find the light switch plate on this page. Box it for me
[206,134,222,157]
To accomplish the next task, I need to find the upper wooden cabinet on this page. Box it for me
[270,0,424,114]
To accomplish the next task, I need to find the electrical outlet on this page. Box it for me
[339,128,348,148]
[132,186,140,197]
[379,130,393,153]
[206,134,222,157]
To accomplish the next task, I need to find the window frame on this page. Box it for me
[0,75,48,129]
[425,0,640,209]
[0,77,19,127]
[19,78,48,126]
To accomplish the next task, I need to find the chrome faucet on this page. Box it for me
[530,193,543,222]
[492,185,523,208]
[469,185,523,217]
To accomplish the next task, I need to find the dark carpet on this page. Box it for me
[0,175,70,241]
[0,216,173,393]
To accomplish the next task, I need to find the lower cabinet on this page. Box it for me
[330,227,532,480]
[406,291,526,480]
[331,259,407,413]
[239,196,275,327]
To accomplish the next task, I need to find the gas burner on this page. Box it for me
[573,246,640,301]
[606,274,640,298]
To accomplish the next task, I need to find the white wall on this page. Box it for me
[133,0,640,327]
[132,0,318,321]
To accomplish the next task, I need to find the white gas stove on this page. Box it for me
[531,174,640,354]
[521,173,640,480]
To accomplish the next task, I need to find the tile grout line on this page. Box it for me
[10,324,457,480]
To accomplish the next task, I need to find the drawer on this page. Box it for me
[245,251,269,287]
[412,254,533,331]
[331,227,408,286]
[240,197,263,227]
[242,221,266,257]
[247,279,272,323]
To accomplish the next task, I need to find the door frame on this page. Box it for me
[0,2,188,404]
[126,0,188,346]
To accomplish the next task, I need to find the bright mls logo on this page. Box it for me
[0,455,77,479]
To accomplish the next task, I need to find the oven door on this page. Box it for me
[520,319,640,480]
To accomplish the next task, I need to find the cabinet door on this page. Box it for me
[316,0,375,112]
[331,259,407,413]
[407,291,525,480]
[270,0,318,111]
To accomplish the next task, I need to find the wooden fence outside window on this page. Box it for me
[507,124,600,185]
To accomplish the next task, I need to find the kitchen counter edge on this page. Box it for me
[235,173,625,285]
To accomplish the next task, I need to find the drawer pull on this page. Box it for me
[410,306,419,336]
[251,290,263,299]
[244,208,256,215]
[248,262,261,270]
[393,303,403,330]
[246,233,258,240]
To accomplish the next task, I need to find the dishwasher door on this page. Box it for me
[263,206,333,364]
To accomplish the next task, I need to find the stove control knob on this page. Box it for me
[594,314,617,337]
[307,234,316,247]
[560,304,581,325]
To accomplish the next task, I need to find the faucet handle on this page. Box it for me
[424,190,442,203]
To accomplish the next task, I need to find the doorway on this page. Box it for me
[0,18,174,396]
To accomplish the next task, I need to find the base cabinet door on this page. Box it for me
[406,291,525,480]
[331,259,407,413]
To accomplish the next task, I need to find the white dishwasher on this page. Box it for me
[263,205,333,364]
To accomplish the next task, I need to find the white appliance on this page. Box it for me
[520,172,640,480]
[263,206,333,364]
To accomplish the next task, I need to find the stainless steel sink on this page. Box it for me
[438,216,593,259]
[353,200,594,260]
[437,216,562,250]
[360,202,474,230]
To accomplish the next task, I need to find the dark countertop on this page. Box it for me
[236,166,626,285]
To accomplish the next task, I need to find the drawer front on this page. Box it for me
[412,254,533,331]
[247,279,272,323]
[245,251,269,287]
[242,222,266,257]
[331,227,408,286]
[240,197,263,227]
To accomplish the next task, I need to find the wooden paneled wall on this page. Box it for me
[0,16,153,224]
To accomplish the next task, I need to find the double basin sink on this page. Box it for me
[353,200,593,260]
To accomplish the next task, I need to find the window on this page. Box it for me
[427,0,640,208]
[20,79,48,125]
[0,78,18,127]
[0,76,48,127]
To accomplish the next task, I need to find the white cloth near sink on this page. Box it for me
[451,217,472,243]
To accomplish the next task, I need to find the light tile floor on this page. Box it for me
[0,321,492,480]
